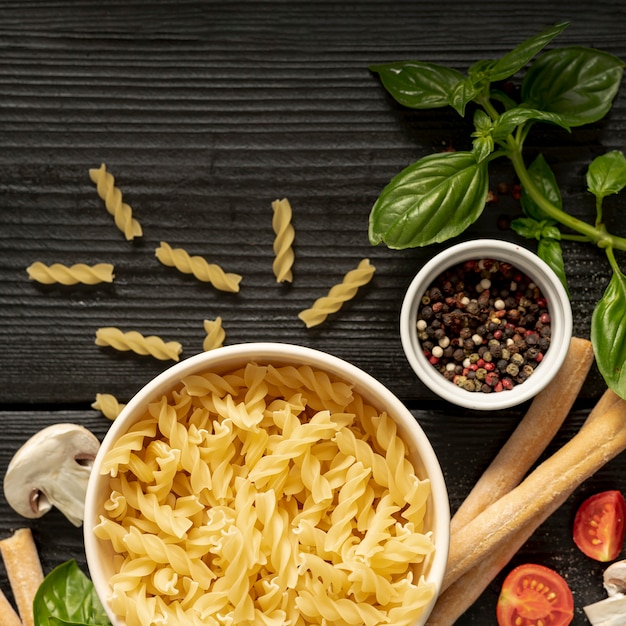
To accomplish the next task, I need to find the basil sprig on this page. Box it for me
[33,560,112,626]
[368,23,626,400]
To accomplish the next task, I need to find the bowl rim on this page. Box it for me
[400,239,573,411]
[84,341,450,626]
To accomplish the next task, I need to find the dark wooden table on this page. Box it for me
[0,1,624,623]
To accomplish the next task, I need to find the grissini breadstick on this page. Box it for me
[450,337,594,534]
[0,528,43,626]
[442,388,626,593]
[428,517,539,625]
[0,587,22,626]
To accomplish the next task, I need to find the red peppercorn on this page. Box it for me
[535,352,543,363]
[540,313,550,324]
[429,355,439,365]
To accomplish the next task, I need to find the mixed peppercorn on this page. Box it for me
[417,258,551,393]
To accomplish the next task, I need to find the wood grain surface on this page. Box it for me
[0,1,625,623]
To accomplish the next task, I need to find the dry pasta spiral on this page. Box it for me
[155,241,242,293]
[95,327,182,361]
[26,261,114,285]
[94,362,436,626]
[89,163,142,240]
[298,258,376,328]
[92,393,126,420]
[271,197,295,283]
[202,317,225,351]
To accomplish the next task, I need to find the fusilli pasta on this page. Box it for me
[155,241,242,293]
[92,393,126,421]
[271,198,295,283]
[94,362,435,626]
[89,163,143,240]
[26,262,114,285]
[95,327,183,362]
[298,258,376,328]
[202,318,225,351]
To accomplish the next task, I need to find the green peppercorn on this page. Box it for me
[506,363,519,377]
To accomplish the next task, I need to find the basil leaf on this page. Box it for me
[587,150,626,199]
[491,107,570,140]
[511,216,542,240]
[537,237,569,295]
[591,269,626,399]
[33,560,111,626]
[368,61,465,109]
[368,151,489,249]
[521,46,625,127]
[488,22,569,82]
[521,153,562,222]
[472,135,494,162]
[449,76,481,116]
[511,217,561,241]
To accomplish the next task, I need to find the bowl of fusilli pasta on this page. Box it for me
[84,342,449,626]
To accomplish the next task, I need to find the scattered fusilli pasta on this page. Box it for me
[202,317,225,351]
[95,327,182,362]
[92,393,127,421]
[155,241,242,293]
[89,163,143,240]
[26,262,115,285]
[271,197,295,283]
[298,258,376,328]
[94,362,435,626]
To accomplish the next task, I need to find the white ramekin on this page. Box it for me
[400,240,573,411]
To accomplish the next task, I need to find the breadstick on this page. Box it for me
[428,516,538,625]
[450,337,594,534]
[0,587,22,626]
[443,388,626,593]
[0,528,44,626]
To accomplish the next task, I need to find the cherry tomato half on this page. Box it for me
[573,490,626,561]
[496,563,574,626]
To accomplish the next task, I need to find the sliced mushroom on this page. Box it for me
[584,560,626,625]
[3,423,100,527]
[604,559,626,596]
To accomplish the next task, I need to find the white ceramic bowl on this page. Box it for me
[400,240,573,411]
[84,342,449,626]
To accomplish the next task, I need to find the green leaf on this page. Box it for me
[488,22,569,82]
[368,151,490,249]
[521,153,562,222]
[511,216,542,239]
[537,237,569,295]
[591,269,626,399]
[587,150,626,199]
[521,46,625,127]
[369,61,465,109]
[33,560,112,626]
[511,217,561,241]
[491,107,570,140]
[472,135,494,162]
[449,76,481,116]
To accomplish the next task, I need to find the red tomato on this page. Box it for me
[573,490,626,561]
[496,563,574,626]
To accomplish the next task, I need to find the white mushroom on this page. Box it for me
[584,560,626,625]
[3,423,100,527]
[604,559,626,596]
